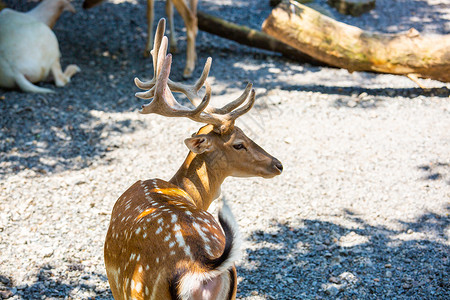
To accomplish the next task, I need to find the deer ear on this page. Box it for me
[184,135,213,154]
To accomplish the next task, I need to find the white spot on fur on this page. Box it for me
[155,227,162,234]
[164,234,171,242]
[135,282,142,293]
[204,244,213,256]
[171,214,178,223]
[135,227,141,235]
[193,222,211,245]
[184,245,193,259]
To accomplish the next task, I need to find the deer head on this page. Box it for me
[134,19,282,209]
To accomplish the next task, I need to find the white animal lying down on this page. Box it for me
[0,0,80,93]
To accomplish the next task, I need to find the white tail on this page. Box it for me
[104,19,282,300]
[83,0,198,78]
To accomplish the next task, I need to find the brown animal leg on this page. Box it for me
[51,60,80,87]
[171,0,197,78]
[144,0,155,57]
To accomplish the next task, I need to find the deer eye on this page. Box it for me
[233,143,246,150]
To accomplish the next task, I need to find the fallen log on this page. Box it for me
[197,11,321,64]
[262,1,450,83]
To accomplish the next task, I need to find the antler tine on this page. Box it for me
[135,36,169,99]
[229,89,256,119]
[208,83,253,114]
[140,54,211,117]
[167,57,212,107]
[134,18,167,90]
[152,18,166,78]
[213,89,256,134]
[155,36,168,80]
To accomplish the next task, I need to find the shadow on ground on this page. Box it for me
[237,208,449,299]
[0,208,448,299]
[0,264,112,299]
[1,0,448,177]
[417,162,450,185]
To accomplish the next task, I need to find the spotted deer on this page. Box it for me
[83,0,198,78]
[104,19,283,300]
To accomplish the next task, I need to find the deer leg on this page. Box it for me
[166,0,178,53]
[144,0,155,57]
[189,0,198,59]
[171,0,197,78]
[189,0,198,18]
[50,60,80,87]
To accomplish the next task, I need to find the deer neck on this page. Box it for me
[169,151,227,211]
[27,0,65,29]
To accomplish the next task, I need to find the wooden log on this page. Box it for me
[197,11,321,64]
[262,1,450,83]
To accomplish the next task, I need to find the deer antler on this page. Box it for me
[134,18,255,134]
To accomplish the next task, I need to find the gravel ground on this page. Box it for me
[1,0,449,299]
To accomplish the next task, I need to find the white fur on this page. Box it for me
[0,0,79,93]
[178,196,241,300]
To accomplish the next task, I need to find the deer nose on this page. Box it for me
[274,159,283,173]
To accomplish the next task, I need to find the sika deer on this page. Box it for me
[104,19,282,299]
[83,0,198,78]
[0,0,80,93]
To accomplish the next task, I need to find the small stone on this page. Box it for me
[358,92,368,98]
[0,276,10,285]
[348,100,357,107]
[41,247,54,258]
[339,271,358,284]
[402,283,412,289]
[284,137,293,144]
[325,284,340,296]
[268,67,281,74]
[0,290,14,299]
